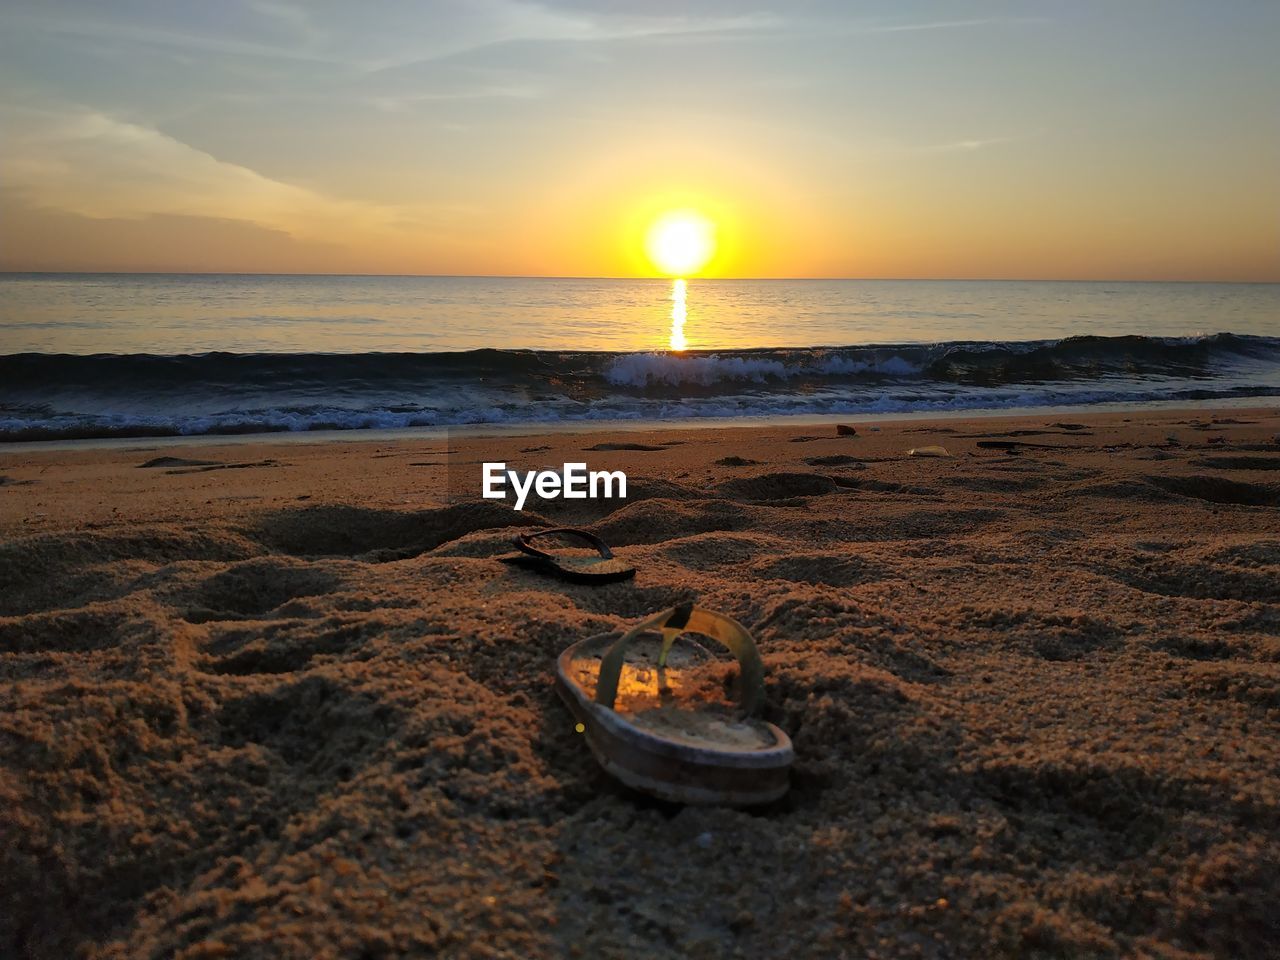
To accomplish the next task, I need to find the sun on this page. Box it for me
[645,210,716,277]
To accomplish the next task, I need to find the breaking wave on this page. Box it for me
[2,333,1277,442]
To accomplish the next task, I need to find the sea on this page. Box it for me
[1,273,1277,443]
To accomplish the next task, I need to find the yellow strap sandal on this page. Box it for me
[555,603,793,806]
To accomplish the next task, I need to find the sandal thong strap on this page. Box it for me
[593,604,765,716]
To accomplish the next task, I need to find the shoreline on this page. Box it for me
[3,396,1277,455]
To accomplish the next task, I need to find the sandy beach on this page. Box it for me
[2,406,1278,959]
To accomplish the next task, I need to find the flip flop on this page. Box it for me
[500,528,636,583]
[556,603,793,805]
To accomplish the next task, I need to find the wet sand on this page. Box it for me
[2,407,1279,958]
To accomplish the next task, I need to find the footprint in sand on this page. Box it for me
[1194,456,1280,472]
[254,501,528,559]
[584,442,666,451]
[138,455,282,474]
[717,472,841,501]
[802,455,866,468]
[138,456,220,468]
[1144,474,1277,507]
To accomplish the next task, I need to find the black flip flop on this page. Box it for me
[500,528,636,583]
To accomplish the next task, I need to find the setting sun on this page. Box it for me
[645,211,716,277]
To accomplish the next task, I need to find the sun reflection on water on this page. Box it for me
[669,278,687,351]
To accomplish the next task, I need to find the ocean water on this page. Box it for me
[1,273,1277,441]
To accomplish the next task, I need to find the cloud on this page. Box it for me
[924,136,1019,153]
[1,6,350,66]
[2,1,779,76]
[354,2,780,74]
[847,16,1050,35]
[0,102,434,246]
[364,84,543,113]
[0,191,359,274]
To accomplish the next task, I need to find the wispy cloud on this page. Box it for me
[923,136,1020,153]
[365,85,544,113]
[2,1,780,75]
[1,9,353,66]
[357,4,781,75]
[244,0,318,37]
[0,102,438,244]
[848,16,1050,36]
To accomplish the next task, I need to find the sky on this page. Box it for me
[1,0,1277,280]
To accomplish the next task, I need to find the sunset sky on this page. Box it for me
[1,1,1277,281]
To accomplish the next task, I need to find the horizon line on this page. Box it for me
[2,269,1277,285]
